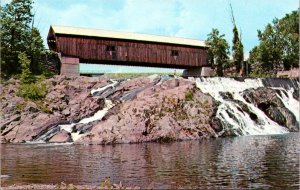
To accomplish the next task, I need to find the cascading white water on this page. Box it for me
[91,79,119,95]
[32,77,298,143]
[195,77,299,136]
[33,81,118,143]
[275,88,299,122]
[59,99,114,141]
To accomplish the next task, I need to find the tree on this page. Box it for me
[17,52,48,100]
[230,3,244,75]
[206,29,230,76]
[30,27,45,74]
[1,0,45,78]
[249,10,299,76]
[19,52,35,84]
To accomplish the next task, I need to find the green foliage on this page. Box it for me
[36,102,52,114]
[17,82,47,100]
[223,59,235,69]
[249,10,299,76]
[18,60,48,101]
[203,100,209,106]
[185,90,194,101]
[30,27,46,74]
[19,52,36,84]
[1,0,45,78]
[1,0,33,76]
[16,102,27,112]
[41,67,55,78]
[232,26,244,74]
[206,29,230,76]
[230,4,244,74]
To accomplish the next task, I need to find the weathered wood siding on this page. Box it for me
[53,35,208,68]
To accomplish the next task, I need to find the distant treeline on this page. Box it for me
[206,9,299,77]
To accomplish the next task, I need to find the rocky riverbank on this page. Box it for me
[1,75,299,144]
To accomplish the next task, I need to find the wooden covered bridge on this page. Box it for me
[47,25,211,76]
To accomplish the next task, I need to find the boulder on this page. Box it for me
[24,102,39,113]
[243,88,299,131]
[62,108,71,117]
[48,129,72,143]
[3,114,65,143]
[77,82,220,145]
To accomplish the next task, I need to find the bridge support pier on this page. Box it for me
[182,67,212,77]
[60,56,80,76]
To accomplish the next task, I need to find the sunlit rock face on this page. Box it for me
[77,78,219,145]
[1,76,299,144]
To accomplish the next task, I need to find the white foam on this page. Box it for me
[195,77,292,136]
[60,124,75,133]
[78,99,114,124]
[57,99,114,142]
[91,80,118,95]
[274,88,299,123]
[30,82,118,144]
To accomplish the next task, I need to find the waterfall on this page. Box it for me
[56,80,119,142]
[32,81,118,143]
[195,77,299,136]
[91,79,119,96]
[59,99,114,142]
[30,77,298,144]
[275,88,299,122]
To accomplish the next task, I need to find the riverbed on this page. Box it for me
[1,133,299,189]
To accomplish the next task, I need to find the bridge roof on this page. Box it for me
[50,25,207,48]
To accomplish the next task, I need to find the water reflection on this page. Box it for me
[1,133,299,189]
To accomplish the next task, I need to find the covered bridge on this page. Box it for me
[47,25,211,76]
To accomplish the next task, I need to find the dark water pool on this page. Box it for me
[1,133,299,189]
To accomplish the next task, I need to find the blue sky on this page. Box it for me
[2,0,298,73]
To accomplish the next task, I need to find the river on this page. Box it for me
[1,133,299,189]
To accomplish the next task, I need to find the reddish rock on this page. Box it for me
[1,75,299,144]
[1,76,221,144]
[4,114,65,143]
[1,76,108,143]
[48,129,72,143]
[77,80,220,145]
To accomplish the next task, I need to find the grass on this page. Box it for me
[17,82,47,101]
[185,90,194,101]
[16,102,27,112]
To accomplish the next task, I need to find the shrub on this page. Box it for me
[16,102,27,112]
[17,82,47,101]
[19,52,36,84]
[17,52,48,101]
[185,90,194,101]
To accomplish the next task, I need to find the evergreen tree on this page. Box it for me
[1,0,45,78]
[19,52,35,84]
[230,4,244,75]
[206,29,230,76]
[30,27,45,74]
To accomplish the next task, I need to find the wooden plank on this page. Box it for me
[55,35,208,67]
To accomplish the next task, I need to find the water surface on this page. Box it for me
[1,133,299,189]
